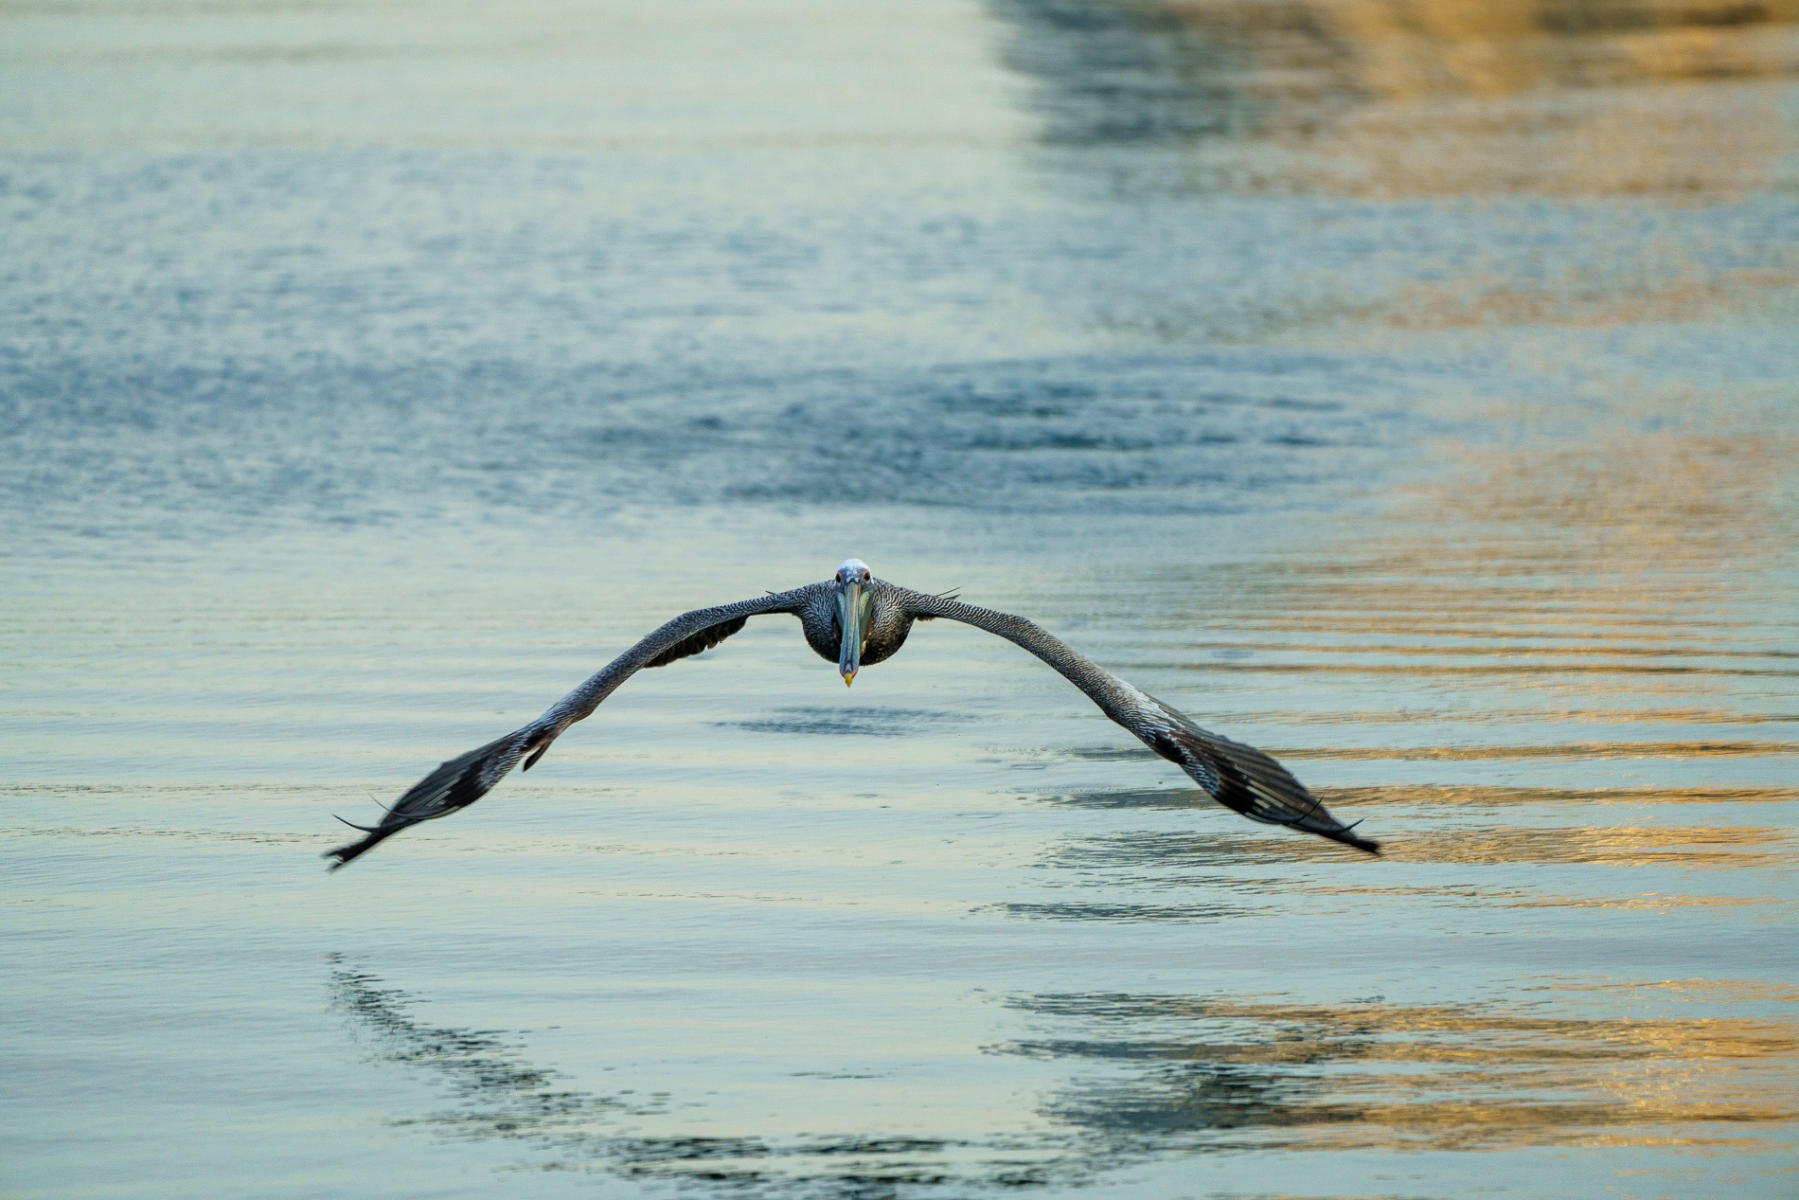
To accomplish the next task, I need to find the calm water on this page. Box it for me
[3,2,1798,1197]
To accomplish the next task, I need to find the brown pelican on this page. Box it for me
[327,559,1377,868]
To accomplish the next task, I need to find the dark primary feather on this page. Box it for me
[1149,714,1379,854]
[325,730,534,870]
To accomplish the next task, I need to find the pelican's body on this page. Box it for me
[327,560,1377,868]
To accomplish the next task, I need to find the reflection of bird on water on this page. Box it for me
[327,559,1378,868]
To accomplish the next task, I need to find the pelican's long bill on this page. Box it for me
[835,578,869,685]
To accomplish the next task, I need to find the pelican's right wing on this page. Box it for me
[325,583,827,869]
[895,587,1379,854]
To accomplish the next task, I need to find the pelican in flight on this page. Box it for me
[327,559,1377,868]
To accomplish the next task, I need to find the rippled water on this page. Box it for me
[4,2,1797,1198]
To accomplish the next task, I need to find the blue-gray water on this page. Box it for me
[4,2,1797,1197]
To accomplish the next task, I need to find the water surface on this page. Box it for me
[3,2,1797,1197]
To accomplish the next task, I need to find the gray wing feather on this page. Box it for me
[325,584,824,869]
[893,586,1378,854]
[644,616,748,667]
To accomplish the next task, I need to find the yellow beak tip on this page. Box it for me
[843,674,855,687]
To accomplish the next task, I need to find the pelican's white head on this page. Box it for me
[833,559,874,686]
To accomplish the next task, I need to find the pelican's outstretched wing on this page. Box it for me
[325,584,826,869]
[893,587,1379,854]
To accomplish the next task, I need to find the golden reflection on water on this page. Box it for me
[1164,389,1797,734]
[1420,427,1799,570]
[1308,883,1773,910]
[1191,641,1799,662]
[1322,783,1797,807]
[1561,978,1799,1003]
[1002,0,1798,197]
[1286,741,1797,759]
[1377,265,1799,330]
[1004,984,1799,1153]
[1365,822,1789,866]
[1154,0,1799,98]
[1158,0,1799,195]
[997,281,1795,1162]
[1039,822,1787,871]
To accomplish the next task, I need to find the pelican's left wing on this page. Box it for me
[894,586,1379,854]
[325,583,826,869]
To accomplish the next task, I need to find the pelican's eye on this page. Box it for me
[860,568,870,581]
